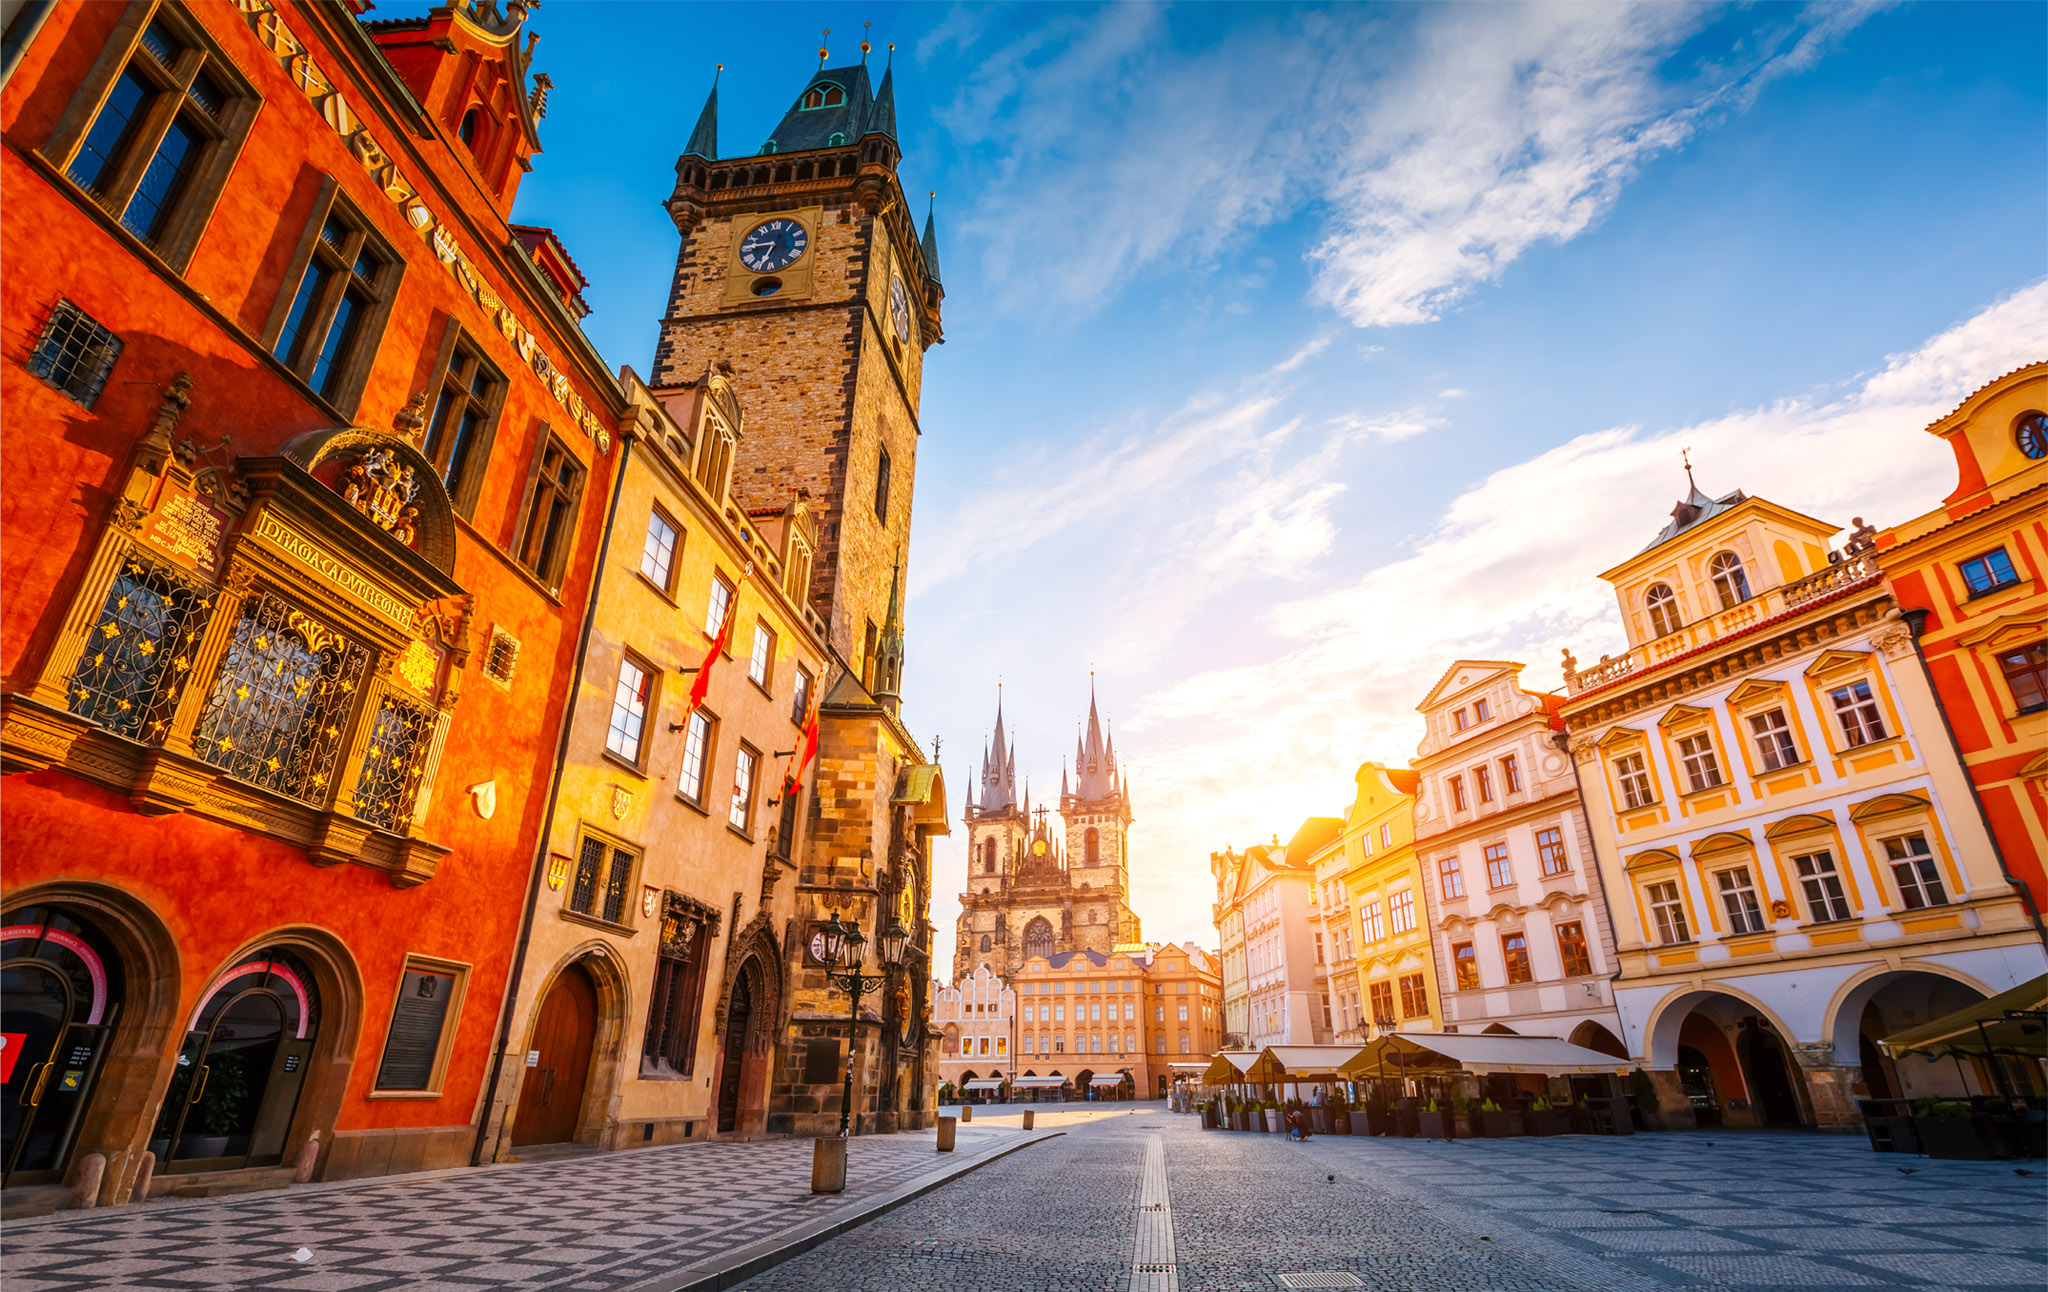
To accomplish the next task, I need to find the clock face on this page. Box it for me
[739,218,808,273]
[2019,412,2048,461]
[890,276,911,343]
[809,930,828,964]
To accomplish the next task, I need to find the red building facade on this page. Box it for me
[1,0,626,1206]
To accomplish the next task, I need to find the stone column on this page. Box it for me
[1646,1069,1698,1131]
[1795,1042,1863,1130]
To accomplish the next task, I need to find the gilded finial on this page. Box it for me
[861,20,872,61]
[818,28,829,66]
[1681,445,1696,493]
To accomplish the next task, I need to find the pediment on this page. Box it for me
[1596,725,1648,750]
[1958,612,2048,653]
[1764,812,1836,840]
[1418,659,1522,710]
[1804,648,1872,678]
[1690,830,1755,858]
[1624,847,1681,872]
[1727,678,1787,708]
[1848,792,1930,822]
[1657,704,1713,730]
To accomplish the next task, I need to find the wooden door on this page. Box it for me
[715,970,752,1133]
[513,965,596,1147]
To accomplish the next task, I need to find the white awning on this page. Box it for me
[1013,1075,1068,1088]
[1089,1075,1124,1086]
[963,1079,1006,1089]
[1344,1031,1631,1077]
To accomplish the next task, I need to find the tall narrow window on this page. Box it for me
[1716,868,1765,934]
[1437,856,1464,900]
[677,709,713,802]
[421,337,503,514]
[1793,851,1853,923]
[1453,708,1471,732]
[1449,775,1468,811]
[65,551,207,739]
[27,300,123,407]
[1474,764,1495,803]
[568,835,637,924]
[1388,890,1416,935]
[515,437,584,588]
[1709,551,1750,609]
[1647,881,1689,944]
[1615,753,1655,809]
[192,592,367,806]
[1883,833,1948,909]
[1536,827,1569,876]
[1830,681,1887,747]
[705,572,734,637]
[792,663,814,725]
[1380,823,1393,848]
[1998,642,2047,714]
[729,745,758,832]
[1500,934,1532,984]
[643,904,711,1077]
[1501,754,1522,793]
[640,509,679,589]
[606,658,652,764]
[874,444,892,523]
[696,418,733,498]
[1556,922,1593,977]
[1473,697,1491,722]
[1645,583,1682,637]
[1398,973,1428,1017]
[1359,902,1384,943]
[1452,942,1479,990]
[748,622,775,688]
[271,198,396,408]
[1677,733,1723,792]
[1749,709,1800,770]
[1484,843,1512,889]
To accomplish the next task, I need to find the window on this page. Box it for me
[1473,697,1491,721]
[1314,932,1324,964]
[568,835,636,924]
[193,591,367,805]
[1556,922,1592,977]
[374,958,467,1093]
[65,550,207,738]
[421,335,504,514]
[1677,733,1723,792]
[696,417,733,497]
[1474,764,1495,803]
[1536,827,1569,876]
[705,572,735,637]
[1398,973,1427,1017]
[27,300,122,407]
[1380,823,1393,848]
[60,14,249,259]
[1883,833,1948,909]
[874,445,892,523]
[458,106,482,148]
[1709,551,1751,609]
[1999,642,2048,714]
[1716,868,1765,935]
[979,934,990,952]
[1450,775,1468,811]
[748,622,775,688]
[1793,851,1853,923]
[643,903,712,1077]
[1359,902,1384,943]
[1646,583,1682,637]
[800,83,847,109]
[728,745,758,832]
[1438,856,1464,900]
[1749,709,1800,771]
[1389,890,1416,935]
[677,709,713,802]
[641,509,680,589]
[1501,933,1533,984]
[1647,881,1689,944]
[514,437,584,588]
[1501,754,1522,794]
[1452,942,1479,990]
[271,196,396,407]
[1154,1004,1164,1022]
[1367,980,1394,1027]
[1615,753,1655,809]
[1830,681,1887,747]
[1959,548,2020,596]
[606,658,652,764]
[1484,843,1512,890]
[1453,708,1471,731]
[1177,1003,1188,1022]
[792,664,815,725]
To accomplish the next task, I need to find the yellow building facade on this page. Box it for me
[1561,475,2046,1130]
[1334,764,1441,1036]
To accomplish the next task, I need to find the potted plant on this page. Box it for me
[1525,1096,1570,1137]
[1449,1091,1476,1140]
[1394,1095,1420,1137]
[1417,1096,1450,1140]
[1912,1097,1998,1161]
[1478,1097,1523,1138]
[1332,1101,1352,1135]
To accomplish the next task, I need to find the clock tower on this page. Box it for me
[653,55,943,670]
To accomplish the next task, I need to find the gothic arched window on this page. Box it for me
[979,934,991,952]
[801,84,846,110]
[983,837,996,873]
[1023,917,1054,961]
[1645,583,1681,638]
[1085,828,1099,866]
[1709,551,1750,609]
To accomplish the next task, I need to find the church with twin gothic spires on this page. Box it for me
[952,688,1141,982]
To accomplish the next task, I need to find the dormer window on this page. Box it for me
[801,84,847,110]
[1708,551,1750,609]
[828,132,846,146]
[1646,582,1682,637]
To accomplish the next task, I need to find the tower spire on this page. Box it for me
[921,192,943,283]
[872,548,905,711]
[683,66,719,161]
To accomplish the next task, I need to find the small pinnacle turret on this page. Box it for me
[683,69,718,160]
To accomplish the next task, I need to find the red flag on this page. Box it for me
[782,689,821,799]
[684,581,740,718]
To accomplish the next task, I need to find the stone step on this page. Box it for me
[0,1184,79,1218]
[154,1165,297,1200]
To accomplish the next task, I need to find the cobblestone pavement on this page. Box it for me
[0,1121,1035,1291]
[741,1104,2046,1292]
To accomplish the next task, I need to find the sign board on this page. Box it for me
[373,968,456,1091]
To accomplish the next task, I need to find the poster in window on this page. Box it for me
[375,967,457,1090]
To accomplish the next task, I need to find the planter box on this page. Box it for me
[1566,1104,1598,1135]
[1264,1110,1284,1133]
[1311,1108,1333,1134]
[1864,1115,1920,1155]
[1524,1109,1569,1137]
[1418,1110,1451,1140]
[1914,1116,2001,1161]
[1478,1110,1523,1138]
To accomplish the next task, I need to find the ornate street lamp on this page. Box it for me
[822,911,909,1137]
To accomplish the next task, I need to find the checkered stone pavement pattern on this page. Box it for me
[1,1123,1027,1291]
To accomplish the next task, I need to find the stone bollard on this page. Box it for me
[959,1104,971,1123]
[811,1135,847,1193]
[1022,1110,1035,1131]
[936,1115,957,1152]
[70,1153,106,1211]
[128,1151,156,1204]
[291,1132,322,1183]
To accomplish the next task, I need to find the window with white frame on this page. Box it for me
[1959,547,2020,596]
[705,571,734,636]
[1883,832,1948,909]
[1359,902,1385,942]
[1647,880,1690,944]
[1615,753,1656,809]
[677,709,712,802]
[1389,889,1416,934]
[1380,823,1393,848]
[1749,708,1799,771]
[1831,681,1887,747]
[1484,842,1512,889]
[1677,733,1724,792]
[1474,764,1495,803]
[1646,582,1682,637]
[1709,551,1751,609]
[1473,697,1491,721]
[1438,856,1464,899]
[1716,867,1766,934]
[606,658,652,763]
[1454,707,1471,731]
[1502,754,1522,793]
[1536,826,1569,876]
[1450,775,1468,811]
[748,621,774,687]
[1793,850,1853,922]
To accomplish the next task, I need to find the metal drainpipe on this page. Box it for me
[470,430,635,1166]
[1897,606,2048,951]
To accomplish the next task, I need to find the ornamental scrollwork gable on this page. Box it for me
[3,389,472,888]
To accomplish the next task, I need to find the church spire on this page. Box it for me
[1077,678,1114,800]
[981,687,1016,814]
[866,62,897,141]
[872,549,905,712]
[683,67,719,160]
[921,193,943,283]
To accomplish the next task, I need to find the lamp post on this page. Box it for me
[819,910,909,1137]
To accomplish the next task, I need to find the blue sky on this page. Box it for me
[481,0,2044,951]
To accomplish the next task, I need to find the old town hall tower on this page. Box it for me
[954,688,1140,982]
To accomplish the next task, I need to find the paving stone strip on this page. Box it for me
[1129,1133,1179,1292]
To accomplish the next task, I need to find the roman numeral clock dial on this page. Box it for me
[738,218,807,273]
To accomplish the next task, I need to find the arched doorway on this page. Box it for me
[716,962,754,1133]
[713,953,777,1137]
[1,906,126,1185]
[1736,1020,1803,1126]
[1648,989,1810,1129]
[151,948,320,1172]
[1834,969,1992,1099]
[513,962,596,1147]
